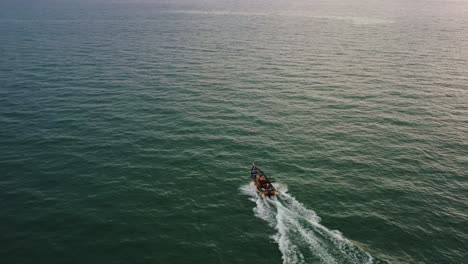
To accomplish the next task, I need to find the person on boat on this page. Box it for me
[258,175,266,185]
[264,182,271,189]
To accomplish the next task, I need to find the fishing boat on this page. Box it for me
[250,164,278,197]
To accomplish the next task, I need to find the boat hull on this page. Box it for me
[250,165,278,197]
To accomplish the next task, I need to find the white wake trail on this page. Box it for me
[241,183,373,264]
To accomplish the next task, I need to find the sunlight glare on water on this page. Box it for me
[1,0,467,263]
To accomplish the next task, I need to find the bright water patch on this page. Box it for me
[1,0,467,263]
[241,183,374,264]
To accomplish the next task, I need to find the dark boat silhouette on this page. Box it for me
[250,164,278,197]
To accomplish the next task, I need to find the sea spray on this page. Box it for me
[241,183,373,264]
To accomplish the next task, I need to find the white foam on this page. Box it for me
[240,183,374,264]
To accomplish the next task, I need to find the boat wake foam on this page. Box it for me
[241,183,373,264]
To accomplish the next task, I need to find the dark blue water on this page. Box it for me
[1,1,467,263]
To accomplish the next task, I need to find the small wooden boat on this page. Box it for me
[250,164,278,197]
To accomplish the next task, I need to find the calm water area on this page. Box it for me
[1,0,467,263]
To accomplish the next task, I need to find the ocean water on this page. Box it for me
[1,0,467,263]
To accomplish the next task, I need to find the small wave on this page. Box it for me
[312,16,394,25]
[241,183,373,264]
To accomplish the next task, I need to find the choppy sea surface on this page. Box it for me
[1,0,467,263]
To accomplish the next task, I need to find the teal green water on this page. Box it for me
[1,0,467,263]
